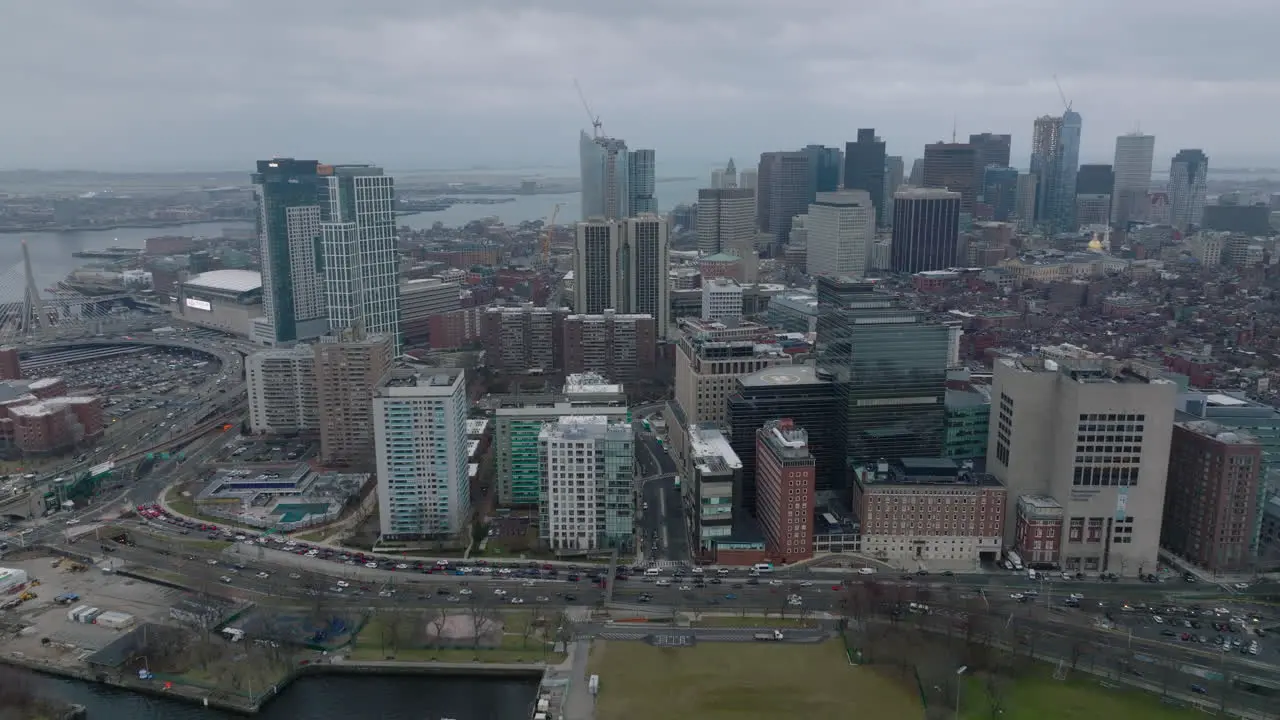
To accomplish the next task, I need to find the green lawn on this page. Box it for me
[961,669,1208,720]
[590,640,921,720]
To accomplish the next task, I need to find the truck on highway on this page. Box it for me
[754,630,785,641]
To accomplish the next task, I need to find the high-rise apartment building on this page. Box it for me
[627,148,656,214]
[494,374,628,506]
[563,311,656,382]
[843,129,887,224]
[1014,173,1038,230]
[758,151,811,245]
[374,368,470,539]
[968,133,1012,170]
[922,142,978,215]
[981,166,1019,222]
[579,132,630,220]
[890,188,961,273]
[538,416,634,551]
[573,219,623,314]
[696,188,756,255]
[701,277,744,321]
[481,304,564,374]
[806,190,875,278]
[1112,133,1156,225]
[987,350,1176,576]
[1030,115,1063,225]
[815,277,950,468]
[883,156,905,226]
[756,419,816,561]
[1054,110,1084,232]
[1170,149,1209,231]
[320,164,401,352]
[251,158,328,344]
[621,214,669,338]
[1162,421,1261,572]
[314,333,393,467]
[246,346,318,434]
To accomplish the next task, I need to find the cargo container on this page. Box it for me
[95,611,135,629]
[79,607,103,624]
[66,605,89,622]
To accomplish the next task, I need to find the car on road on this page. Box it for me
[207,559,218,565]
[493,588,506,596]
[335,580,350,588]
[724,593,737,600]
[255,571,270,579]
[768,580,782,586]
[510,597,525,604]
[219,576,232,583]
[331,586,344,593]
[364,562,378,569]
[1234,582,1250,590]
[459,588,473,595]
[289,573,301,580]
[536,596,550,602]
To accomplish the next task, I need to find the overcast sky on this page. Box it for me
[2,0,1275,173]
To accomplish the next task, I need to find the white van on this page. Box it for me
[1027,568,1038,580]
[752,563,773,574]
[643,567,660,577]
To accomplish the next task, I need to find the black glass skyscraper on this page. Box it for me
[815,276,949,468]
[843,129,887,225]
[803,145,842,201]
[252,158,326,344]
[728,365,839,511]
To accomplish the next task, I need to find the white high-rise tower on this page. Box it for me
[1111,133,1155,224]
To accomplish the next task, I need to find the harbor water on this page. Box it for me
[33,673,540,720]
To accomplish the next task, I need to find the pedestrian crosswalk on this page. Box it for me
[649,560,685,570]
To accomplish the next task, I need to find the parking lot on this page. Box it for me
[0,554,186,661]
[218,436,318,464]
[1101,601,1274,661]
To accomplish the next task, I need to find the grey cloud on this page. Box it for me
[0,0,1275,170]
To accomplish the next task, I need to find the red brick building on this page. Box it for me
[562,311,655,384]
[1013,494,1064,567]
[0,347,21,381]
[1161,421,1262,572]
[425,307,485,350]
[0,379,104,455]
[853,458,1006,566]
[755,419,816,562]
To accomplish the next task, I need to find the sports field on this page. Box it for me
[961,669,1209,720]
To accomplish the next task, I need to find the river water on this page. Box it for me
[33,673,539,720]
[0,177,703,301]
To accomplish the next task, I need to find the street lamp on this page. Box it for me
[955,665,968,720]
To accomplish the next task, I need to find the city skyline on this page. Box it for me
[1,1,1277,170]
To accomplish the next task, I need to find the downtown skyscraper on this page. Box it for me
[843,129,887,225]
[1111,133,1156,225]
[252,158,329,345]
[580,131,630,220]
[320,164,402,353]
[1029,110,1083,232]
[1169,149,1209,232]
[573,215,670,337]
[627,148,657,214]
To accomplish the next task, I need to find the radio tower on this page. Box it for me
[20,240,43,336]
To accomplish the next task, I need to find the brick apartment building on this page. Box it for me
[0,378,104,455]
[562,311,655,383]
[755,419,816,562]
[1161,420,1262,572]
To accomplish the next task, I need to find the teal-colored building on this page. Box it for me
[943,387,991,461]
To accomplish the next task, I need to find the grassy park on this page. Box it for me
[589,640,921,720]
[960,668,1210,720]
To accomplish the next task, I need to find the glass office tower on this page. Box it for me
[815,276,950,467]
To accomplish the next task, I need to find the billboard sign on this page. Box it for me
[185,297,212,312]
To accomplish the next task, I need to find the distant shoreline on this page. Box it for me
[0,219,253,236]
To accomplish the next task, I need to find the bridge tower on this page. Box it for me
[19,240,43,336]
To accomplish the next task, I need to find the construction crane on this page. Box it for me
[1053,74,1072,112]
[541,202,564,267]
[574,79,602,137]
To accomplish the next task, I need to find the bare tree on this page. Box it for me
[984,672,1009,719]
[521,607,542,649]
[429,608,451,651]
[379,609,405,658]
[468,597,495,651]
